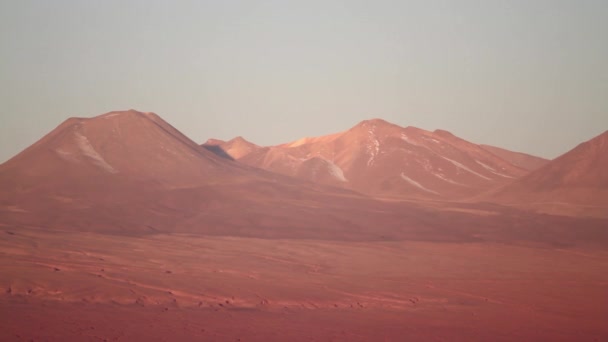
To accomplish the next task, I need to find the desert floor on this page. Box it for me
[1,227,607,341]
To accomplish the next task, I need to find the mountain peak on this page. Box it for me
[349,119,405,138]
[97,109,152,119]
[226,136,259,149]
[229,136,252,144]
[355,118,396,128]
[219,136,260,159]
[203,138,226,146]
[0,110,237,190]
[433,129,455,137]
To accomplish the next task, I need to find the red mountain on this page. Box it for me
[203,138,226,146]
[483,130,608,217]
[215,136,261,159]
[0,110,248,196]
[3,109,603,240]
[0,110,493,241]
[207,119,534,200]
[0,110,363,236]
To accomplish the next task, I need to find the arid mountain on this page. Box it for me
[207,119,533,200]
[481,144,549,171]
[3,110,602,240]
[0,110,512,241]
[215,136,261,159]
[483,130,608,217]
[0,110,373,236]
[0,110,248,199]
[201,138,234,160]
[203,138,226,146]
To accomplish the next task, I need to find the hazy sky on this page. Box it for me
[1,0,606,162]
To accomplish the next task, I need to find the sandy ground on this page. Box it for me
[1,228,607,341]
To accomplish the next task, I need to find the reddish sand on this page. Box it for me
[2,229,608,341]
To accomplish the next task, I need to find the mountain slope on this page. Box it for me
[481,144,549,171]
[483,130,608,217]
[212,119,533,200]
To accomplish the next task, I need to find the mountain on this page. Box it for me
[0,110,488,241]
[480,144,549,171]
[202,137,261,161]
[0,110,358,235]
[212,136,260,159]
[0,110,245,194]
[203,138,226,146]
[201,138,234,160]
[209,119,534,200]
[483,130,608,217]
[0,110,245,231]
[4,109,604,241]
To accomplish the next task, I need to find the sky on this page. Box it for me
[1,0,607,162]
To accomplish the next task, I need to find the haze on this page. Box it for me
[1,0,607,163]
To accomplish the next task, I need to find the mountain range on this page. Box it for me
[1,109,606,242]
[205,119,608,217]
[0,110,507,241]
[204,119,553,201]
[0,110,368,236]
[2,109,608,341]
